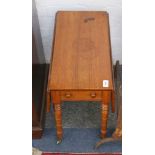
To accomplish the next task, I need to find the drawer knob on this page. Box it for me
[65,93,71,98]
[90,92,96,98]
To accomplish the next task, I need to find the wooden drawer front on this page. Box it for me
[60,91,102,101]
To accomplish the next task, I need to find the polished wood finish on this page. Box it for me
[60,91,102,101]
[48,11,114,90]
[95,61,122,148]
[100,91,111,138]
[54,104,63,142]
[95,84,122,149]
[47,11,115,143]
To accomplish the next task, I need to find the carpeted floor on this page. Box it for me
[42,153,121,155]
[32,65,122,154]
[33,128,121,153]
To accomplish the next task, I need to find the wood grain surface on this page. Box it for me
[47,11,115,142]
[49,11,114,90]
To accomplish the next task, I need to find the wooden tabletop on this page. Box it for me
[48,11,114,91]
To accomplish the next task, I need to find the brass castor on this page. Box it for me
[56,139,62,144]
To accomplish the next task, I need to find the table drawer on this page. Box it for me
[60,91,102,101]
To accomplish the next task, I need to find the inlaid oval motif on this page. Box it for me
[73,38,95,52]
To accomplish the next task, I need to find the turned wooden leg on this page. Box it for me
[101,91,110,138]
[111,90,115,113]
[46,91,51,112]
[54,103,63,143]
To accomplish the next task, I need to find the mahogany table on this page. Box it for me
[47,11,115,143]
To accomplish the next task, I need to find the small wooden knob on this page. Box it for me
[65,93,71,98]
[90,92,96,98]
